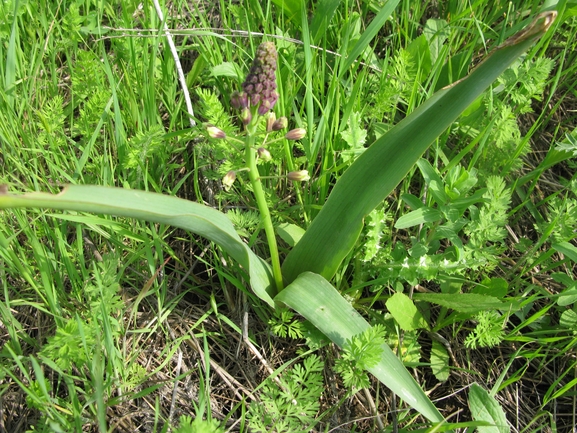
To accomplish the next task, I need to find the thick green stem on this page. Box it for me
[245,134,284,293]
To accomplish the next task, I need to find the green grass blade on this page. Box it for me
[275,271,444,423]
[338,0,401,77]
[282,12,557,284]
[310,0,342,43]
[0,185,275,306]
[4,0,20,109]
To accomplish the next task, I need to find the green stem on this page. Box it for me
[245,133,284,293]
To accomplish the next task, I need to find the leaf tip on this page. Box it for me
[501,10,557,47]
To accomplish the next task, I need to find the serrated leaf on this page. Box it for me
[340,111,367,163]
[386,293,429,331]
[473,278,509,298]
[469,383,510,433]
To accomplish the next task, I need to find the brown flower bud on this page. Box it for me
[285,128,306,140]
[222,171,236,191]
[287,170,310,182]
[207,125,226,139]
[272,116,288,131]
[257,147,272,162]
[266,112,276,132]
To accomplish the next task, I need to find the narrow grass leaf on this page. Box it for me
[275,271,444,423]
[4,0,19,108]
[310,0,342,43]
[339,0,401,76]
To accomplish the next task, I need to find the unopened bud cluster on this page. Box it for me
[241,42,279,116]
[206,42,312,192]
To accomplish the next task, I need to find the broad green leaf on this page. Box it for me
[406,34,432,80]
[401,193,425,210]
[552,273,577,306]
[386,293,429,331]
[0,185,275,306]
[395,207,444,229]
[553,241,577,263]
[560,309,577,329]
[275,271,444,423]
[211,62,242,79]
[270,0,302,24]
[413,293,519,314]
[417,159,449,205]
[276,222,305,247]
[282,12,557,284]
[472,277,509,298]
[469,383,510,433]
[557,288,577,307]
[430,340,450,382]
[435,51,472,91]
[423,18,449,66]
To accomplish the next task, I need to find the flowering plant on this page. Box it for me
[0,13,555,423]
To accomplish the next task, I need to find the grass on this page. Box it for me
[1,0,577,431]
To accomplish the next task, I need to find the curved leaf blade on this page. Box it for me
[0,185,275,306]
[282,12,557,284]
[275,271,444,423]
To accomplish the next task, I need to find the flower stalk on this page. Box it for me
[239,42,284,293]
[244,134,284,292]
[219,42,309,294]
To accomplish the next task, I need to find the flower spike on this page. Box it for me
[242,42,278,115]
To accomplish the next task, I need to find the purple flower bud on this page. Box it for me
[207,125,226,139]
[257,100,272,116]
[287,170,310,182]
[257,147,272,162]
[231,91,249,110]
[222,171,236,191]
[285,128,306,140]
[250,94,261,106]
[272,116,288,131]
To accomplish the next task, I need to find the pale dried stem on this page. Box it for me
[151,0,195,127]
